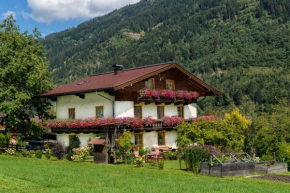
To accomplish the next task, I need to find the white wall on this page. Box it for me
[56,133,96,147]
[115,101,134,117]
[136,102,197,119]
[184,103,197,118]
[57,92,197,120]
[57,131,178,149]
[131,131,178,150]
[56,92,114,119]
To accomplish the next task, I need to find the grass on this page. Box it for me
[0,155,290,193]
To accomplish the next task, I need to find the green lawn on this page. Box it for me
[0,155,290,193]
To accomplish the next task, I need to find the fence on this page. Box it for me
[0,144,24,152]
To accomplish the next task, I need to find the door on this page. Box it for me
[134,133,143,152]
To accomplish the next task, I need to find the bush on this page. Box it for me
[35,150,42,159]
[45,153,51,159]
[135,156,145,167]
[66,151,73,161]
[5,149,16,156]
[72,146,91,161]
[184,145,211,173]
[44,143,55,150]
[51,142,65,160]
[115,131,132,161]
[157,160,164,170]
[21,149,27,157]
[139,148,148,156]
[70,135,81,149]
[124,153,135,164]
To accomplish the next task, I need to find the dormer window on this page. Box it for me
[166,79,175,90]
[145,78,155,89]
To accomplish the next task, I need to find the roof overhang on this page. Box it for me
[38,62,221,98]
[114,63,221,96]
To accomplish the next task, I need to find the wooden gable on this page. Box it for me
[115,67,217,101]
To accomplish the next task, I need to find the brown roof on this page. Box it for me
[40,62,220,97]
[88,138,106,145]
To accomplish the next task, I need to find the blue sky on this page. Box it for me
[0,0,140,37]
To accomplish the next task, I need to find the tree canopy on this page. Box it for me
[0,16,53,137]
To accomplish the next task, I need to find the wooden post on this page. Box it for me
[113,126,117,164]
[209,154,213,175]
[105,128,109,164]
[273,152,276,163]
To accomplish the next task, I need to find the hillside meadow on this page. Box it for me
[0,155,290,193]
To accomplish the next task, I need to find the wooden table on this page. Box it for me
[145,152,158,162]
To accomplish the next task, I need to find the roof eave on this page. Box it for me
[36,87,114,98]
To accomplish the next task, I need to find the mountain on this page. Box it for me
[42,0,290,117]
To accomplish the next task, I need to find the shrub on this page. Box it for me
[51,142,65,160]
[44,143,55,150]
[135,156,145,167]
[5,149,16,156]
[35,150,42,159]
[124,153,135,164]
[72,146,91,161]
[70,135,81,149]
[21,149,27,157]
[45,153,51,159]
[139,148,148,156]
[157,160,164,170]
[184,145,211,173]
[66,151,73,161]
[115,131,132,161]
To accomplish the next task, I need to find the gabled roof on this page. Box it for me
[40,62,220,97]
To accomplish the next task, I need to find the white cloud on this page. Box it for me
[1,11,16,20]
[23,0,140,24]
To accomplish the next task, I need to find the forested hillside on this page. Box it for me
[43,0,290,117]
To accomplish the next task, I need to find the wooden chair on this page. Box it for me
[157,152,164,161]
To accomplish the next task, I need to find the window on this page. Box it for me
[134,106,142,119]
[177,106,184,118]
[134,133,143,151]
[145,78,155,89]
[68,108,75,119]
[157,131,165,146]
[166,80,175,90]
[157,106,164,119]
[96,106,104,118]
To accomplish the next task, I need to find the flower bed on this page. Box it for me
[46,115,218,129]
[139,88,200,100]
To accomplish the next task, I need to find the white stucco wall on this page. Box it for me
[58,131,178,149]
[115,101,134,117]
[136,102,197,119]
[184,103,197,118]
[56,92,114,119]
[56,133,96,147]
[56,93,197,120]
[131,131,178,150]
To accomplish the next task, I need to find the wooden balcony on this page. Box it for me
[135,98,197,105]
[50,119,194,134]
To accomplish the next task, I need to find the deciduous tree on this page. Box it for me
[0,16,53,137]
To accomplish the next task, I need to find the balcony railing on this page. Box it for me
[47,115,218,133]
[137,88,200,104]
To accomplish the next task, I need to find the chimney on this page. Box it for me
[113,64,124,75]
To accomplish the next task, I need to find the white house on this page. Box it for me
[40,62,220,152]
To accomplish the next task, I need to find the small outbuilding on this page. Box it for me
[88,138,108,164]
